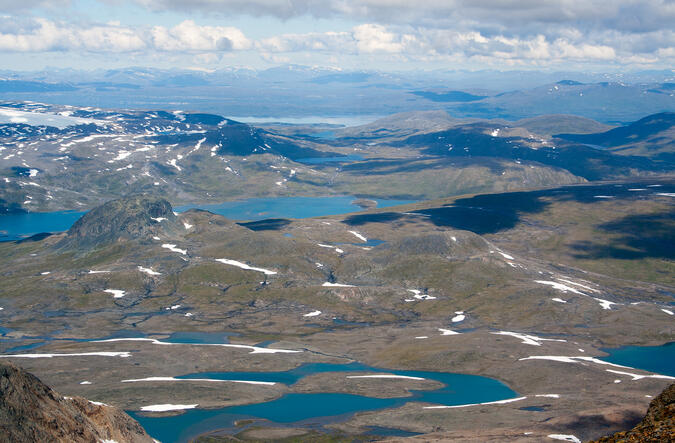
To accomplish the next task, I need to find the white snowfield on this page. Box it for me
[215,259,277,275]
[104,289,126,298]
[438,328,460,335]
[424,396,527,409]
[519,355,675,380]
[0,352,131,358]
[551,298,567,303]
[93,338,300,354]
[593,298,617,310]
[535,280,585,295]
[140,404,198,412]
[405,289,436,301]
[556,278,599,293]
[318,243,344,254]
[162,243,187,255]
[348,231,367,242]
[498,251,514,260]
[606,369,675,381]
[492,331,566,346]
[346,374,425,381]
[451,311,465,322]
[122,377,275,386]
[536,280,618,310]
[303,310,321,317]
[322,282,355,287]
[138,266,161,276]
[548,434,581,443]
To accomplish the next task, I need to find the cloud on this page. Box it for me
[131,0,675,34]
[151,20,251,51]
[123,0,675,67]
[0,18,249,53]
[0,13,672,69]
[0,18,145,52]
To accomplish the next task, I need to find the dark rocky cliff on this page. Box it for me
[0,361,153,442]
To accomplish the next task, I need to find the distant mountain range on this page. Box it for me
[0,68,672,123]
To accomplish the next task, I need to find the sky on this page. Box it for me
[1,0,674,72]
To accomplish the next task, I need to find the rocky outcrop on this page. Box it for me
[590,383,675,442]
[58,194,180,249]
[0,361,153,442]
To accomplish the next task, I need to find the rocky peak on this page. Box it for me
[58,194,180,249]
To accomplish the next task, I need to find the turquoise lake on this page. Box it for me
[0,196,415,241]
[129,362,518,443]
[600,342,675,377]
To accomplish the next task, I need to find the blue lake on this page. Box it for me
[0,210,85,242]
[0,196,415,241]
[176,196,414,222]
[600,342,675,377]
[130,362,518,443]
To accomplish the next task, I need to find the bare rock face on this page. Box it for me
[58,194,180,249]
[590,383,675,443]
[0,362,153,443]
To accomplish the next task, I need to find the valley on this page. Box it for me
[0,97,673,442]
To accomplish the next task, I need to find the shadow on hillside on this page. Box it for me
[238,219,292,231]
[343,182,674,235]
[571,210,675,260]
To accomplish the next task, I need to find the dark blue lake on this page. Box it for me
[0,196,415,241]
[130,362,517,443]
[600,342,675,377]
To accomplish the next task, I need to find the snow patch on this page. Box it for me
[424,396,527,409]
[349,231,367,242]
[162,244,187,255]
[548,434,581,443]
[138,266,161,276]
[322,282,355,287]
[0,352,131,359]
[123,377,275,386]
[104,289,126,299]
[492,331,566,346]
[140,404,198,412]
[216,258,277,275]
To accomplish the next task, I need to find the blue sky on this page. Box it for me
[1,0,674,72]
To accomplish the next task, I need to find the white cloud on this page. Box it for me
[131,0,675,35]
[151,20,251,51]
[0,18,249,53]
[0,12,672,68]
